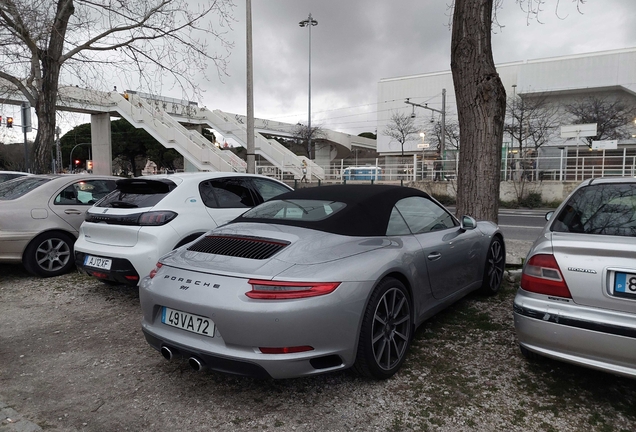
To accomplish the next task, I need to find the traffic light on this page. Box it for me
[75,159,81,166]
[7,117,13,128]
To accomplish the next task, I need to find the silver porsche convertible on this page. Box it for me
[139,184,505,379]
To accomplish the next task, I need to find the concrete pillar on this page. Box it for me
[313,143,331,171]
[90,113,112,175]
[184,159,201,172]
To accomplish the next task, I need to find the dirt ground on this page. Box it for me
[1,263,635,432]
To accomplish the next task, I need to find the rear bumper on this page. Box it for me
[143,329,272,378]
[75,251,140,286]
[513,289,636,379]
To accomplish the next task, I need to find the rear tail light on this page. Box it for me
[521,254,572,298]
[85,211,177,226]
[149,262,163,279]
[246,279,340,299]
[138,211,177,226]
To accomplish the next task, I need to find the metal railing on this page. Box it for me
[316,153,636,183]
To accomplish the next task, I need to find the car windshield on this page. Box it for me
[0,177,51,200]
[551,182,636,237]
[241,199,346,221]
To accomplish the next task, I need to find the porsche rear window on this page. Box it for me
[241,199,346,221]
[0,177,51,200]
[552,183,636,236]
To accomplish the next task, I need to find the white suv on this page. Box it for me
[74,172,292,285]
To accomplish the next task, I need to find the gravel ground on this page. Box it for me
[1,262,635,432]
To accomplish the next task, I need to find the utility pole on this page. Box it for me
[405,89,446,158]
[246,0,255,173]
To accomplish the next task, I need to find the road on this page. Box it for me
[447,207,550,242]
[498,208,550,241]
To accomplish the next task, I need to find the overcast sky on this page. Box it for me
[4,0,636,143]
[195,0,636,137]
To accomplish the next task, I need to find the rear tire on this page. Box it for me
[519,344,541,361]
[354,277,412,380]
[23,231,76,277]
[479,236,505,296]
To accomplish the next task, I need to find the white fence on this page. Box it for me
[316,152,636,183]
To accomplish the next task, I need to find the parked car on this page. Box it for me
[139,184,505,379]
[0,170,31,183]
[0,174,119,277]
[74,172,293,286]
[514,177,636,378]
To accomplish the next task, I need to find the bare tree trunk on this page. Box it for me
[31,0,74,173]
[451,0,506,223]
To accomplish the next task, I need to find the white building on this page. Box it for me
[377,47,636,167]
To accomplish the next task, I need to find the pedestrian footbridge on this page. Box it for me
[4,83,376,179]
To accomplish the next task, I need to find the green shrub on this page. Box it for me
[431,194,456,206]
[519,192,542,208]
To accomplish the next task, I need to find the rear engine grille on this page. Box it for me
[187,235,290,260]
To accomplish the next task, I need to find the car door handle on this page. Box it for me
[64,209,82,215]
[427,252,442,261]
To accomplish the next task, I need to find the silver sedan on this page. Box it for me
[0,174,118,276]
[514,177,636,378]
[140,184,505,379]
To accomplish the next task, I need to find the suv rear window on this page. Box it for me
[97,178,177,208]
[551,183,636,237]
[0,177,51,200]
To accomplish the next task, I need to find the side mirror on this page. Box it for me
[545,211,554,221]
[460,215,476,231]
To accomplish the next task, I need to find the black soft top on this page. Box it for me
[231,184,432,236]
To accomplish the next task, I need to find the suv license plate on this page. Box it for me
[161,307,215,337]
[614,272,636,298]
[84,255,112,270]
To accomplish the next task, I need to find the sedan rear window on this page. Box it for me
[0,177,51,200]
[241,199,346,221]
[97,179,177,208]
[551,183,636,237]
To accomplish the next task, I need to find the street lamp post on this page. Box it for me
[246,0,255,174]
[299,13,317,159]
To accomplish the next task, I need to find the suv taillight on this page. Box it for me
[85,211,177,226]
[521,254,572,298]
[138,211,177,226]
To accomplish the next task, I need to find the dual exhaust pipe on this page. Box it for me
[160,346,205,372]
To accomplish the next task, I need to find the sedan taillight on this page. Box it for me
[246,279,340,299]
[521,254,572,298]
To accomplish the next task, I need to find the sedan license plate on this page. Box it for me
[161,307,215,337]
[614,272,636,298]
[84,255,112,270]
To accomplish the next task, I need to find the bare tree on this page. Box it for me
[0,0,235,173]
[383,111,421,159]
[505,94,561,152]
[292,123,327,158]
[450,0,586,223]
[564,96,636,145]
[426,118,460,153]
